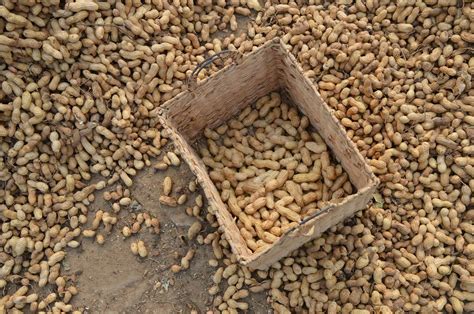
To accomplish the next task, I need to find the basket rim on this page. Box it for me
[157,38,379,269]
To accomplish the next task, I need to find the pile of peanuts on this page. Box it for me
[199,91,352,253]
[0,0,473,312]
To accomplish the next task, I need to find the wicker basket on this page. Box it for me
[158,38,379,270]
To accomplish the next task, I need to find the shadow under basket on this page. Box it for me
[158,38,379,270]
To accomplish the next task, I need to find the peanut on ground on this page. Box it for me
[0,0,473,312]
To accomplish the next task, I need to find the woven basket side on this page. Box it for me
[273,43,377,190]
[244,184,377,269]
[158,114,254,259]
[162,41,282,142]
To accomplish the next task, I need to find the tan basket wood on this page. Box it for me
[158,38,379,270]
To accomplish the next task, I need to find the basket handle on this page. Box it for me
[187,50,243,90]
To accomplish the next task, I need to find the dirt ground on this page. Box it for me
[65,160,269,313]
